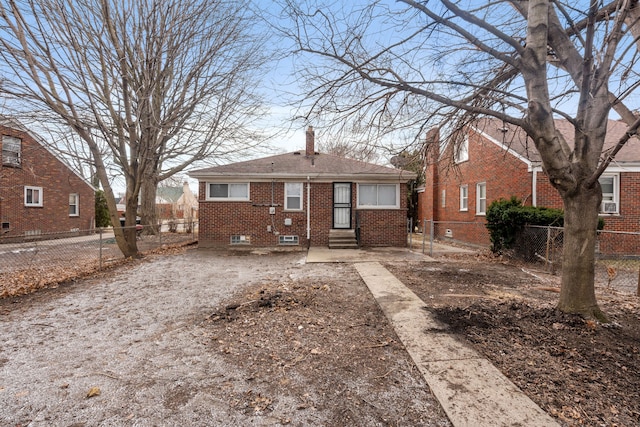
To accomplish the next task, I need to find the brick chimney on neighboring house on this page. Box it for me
[422,127,440,222]
[305,126,315,157]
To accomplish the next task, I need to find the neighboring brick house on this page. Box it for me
[189,127,415,248]
[0,119,95,238]
[156,182,198,222]
[418,118,640,249]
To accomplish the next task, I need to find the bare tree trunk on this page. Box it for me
[121,185,140,258]
[558,186,607,321]
[140,177,159,235]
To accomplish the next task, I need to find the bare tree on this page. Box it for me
[0,0,267,257]
[282,0,640,319]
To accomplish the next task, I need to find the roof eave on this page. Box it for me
[188,171,417,183]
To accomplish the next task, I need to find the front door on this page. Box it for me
[333,182,352,229]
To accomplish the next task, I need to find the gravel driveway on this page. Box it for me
[1,249,315,426]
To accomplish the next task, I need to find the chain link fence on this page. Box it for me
[408,219,490,254]
[409,220,639,295]
[0,221,198,298]
[518,225,640,294]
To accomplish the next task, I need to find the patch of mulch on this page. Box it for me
[389,257,640,427]
[204,276,452,426]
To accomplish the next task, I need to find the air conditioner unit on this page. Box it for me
[601,202,617,213]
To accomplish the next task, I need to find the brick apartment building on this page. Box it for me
[418,118,640,251]
[0,119,95,238]
[189,127,415,248]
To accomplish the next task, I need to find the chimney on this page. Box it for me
[424,127,440,222]
[305,126,315,157]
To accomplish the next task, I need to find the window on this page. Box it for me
[476,183,486,215]
[2,135,21,166]
[441,190,446,208]
[230,235,251,244]
[69,193,79,216]
[357,184,399,208]
[279,235,299,245]
[207,183,249,200]
[599,174,619,214]
[460,185,468,211]
[24,186,43,207]
[285,183,303,210]
[454,135,469,163]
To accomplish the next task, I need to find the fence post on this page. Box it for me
[99,227,103,270]
[422,219,426,254]
[637,266,639,297]
[546,226,552,272]
[408,218,413,248]
[429,219,434,257]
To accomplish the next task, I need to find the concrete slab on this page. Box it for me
[421,359,558,427]
[306,246,435,263]
[353,261,560,427]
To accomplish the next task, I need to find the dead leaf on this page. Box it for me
[86,386,101,398]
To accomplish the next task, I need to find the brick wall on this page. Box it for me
[198,180,409,248]
[418,129,534,246]
[418,127,640,250]
[0,125,95,237]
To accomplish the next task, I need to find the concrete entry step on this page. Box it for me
[328,229,358,249]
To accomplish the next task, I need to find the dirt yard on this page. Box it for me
[1,246,639,426]
[387,253,640,427]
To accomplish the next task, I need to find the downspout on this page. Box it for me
[306,176,311,247]
[532,168,537,207]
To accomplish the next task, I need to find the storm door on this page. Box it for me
[333,182,352,229]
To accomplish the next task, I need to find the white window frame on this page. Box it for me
[356,183,400,209]
[2,135,21,166]
[476,182,486,215]
[279,235,299,245]
[284,182,303,211]
[441,189,446,208]
[599,173,619,214]
[460,185,468,211]
[454,135,469,163]
[25,186,43,207]
[206,182,250,201]
[69,193,79,216]
[230,235,251,245]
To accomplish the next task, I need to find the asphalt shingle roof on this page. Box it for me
[189,151,416,182]
[473,118,640,164]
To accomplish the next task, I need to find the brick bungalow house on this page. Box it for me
[156,182,198,222]
[0,119,95,238]
[189,127,415,248]
[418,118,640,251]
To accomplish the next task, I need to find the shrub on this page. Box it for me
[95,190,111,228]
[486,196,604,254]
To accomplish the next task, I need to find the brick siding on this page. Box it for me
[0,125,95,237]
[198,180,409,248]
[419,127,640,251]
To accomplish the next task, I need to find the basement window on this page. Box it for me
[230,235,251,245]
[278,235,299,245]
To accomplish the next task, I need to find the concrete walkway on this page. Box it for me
[352,261,559,427]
